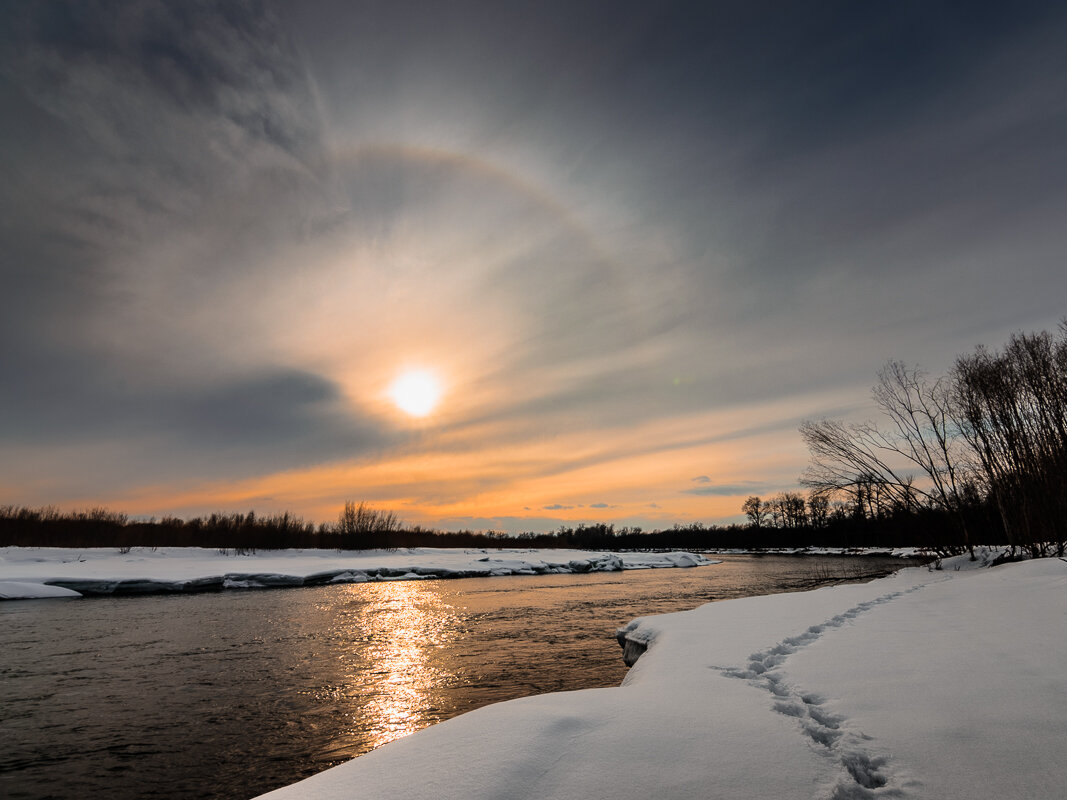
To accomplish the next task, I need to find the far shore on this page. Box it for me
[0,546,926,601]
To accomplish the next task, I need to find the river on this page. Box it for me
[0,554,907,800]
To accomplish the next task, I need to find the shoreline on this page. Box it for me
[0,546,926,601]
[0,546,716,600]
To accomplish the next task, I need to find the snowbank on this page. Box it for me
[0,547,715,600]
[708,546,923,558]
[256,553,1067,800]
[0,580,82,599]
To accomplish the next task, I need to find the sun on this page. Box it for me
[388,369,443,417]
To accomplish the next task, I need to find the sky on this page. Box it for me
[2,1,1067,532]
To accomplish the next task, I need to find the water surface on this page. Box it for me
[0,554,906,799]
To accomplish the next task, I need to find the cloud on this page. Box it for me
[542,504,575,511]
[433,516,572,535]
[0,363,391,497]
[691,476,711,484]
[4,1,320,159]
[683,482,771,497]
[589,502,612,509]
[172,370,384,454]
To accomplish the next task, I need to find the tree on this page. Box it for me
[954,326,1067,557]
[780,492,807,528]
[337,501,402,549]
[765,492,807,529]
[742,496,767,528]
[872,361,976,555]
[799,418,920,515]
[807,491,829,528]
[801,361,976,555]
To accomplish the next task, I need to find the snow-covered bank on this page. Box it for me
[0,580,82,599]
[0,547,713,600]
[257,554,1067,800]
[707,546,923,557]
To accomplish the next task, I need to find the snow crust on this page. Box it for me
[256,553,1067,800]
[0,580,81,599]
[0,547,715,600]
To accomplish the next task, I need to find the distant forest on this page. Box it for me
[0,500,968,553]
[3,323,1064,558]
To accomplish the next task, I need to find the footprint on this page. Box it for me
[709,586,925,798]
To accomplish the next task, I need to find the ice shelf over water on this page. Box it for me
[252,551,1066,800]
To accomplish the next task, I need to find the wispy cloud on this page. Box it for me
[683,482,772,498]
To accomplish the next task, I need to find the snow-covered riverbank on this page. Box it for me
[0,547,714,599]
[256,552,1066,800]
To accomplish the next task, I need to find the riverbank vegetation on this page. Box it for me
[775,321,1067,560]
[0,501,938,552]
[0,499,990,553]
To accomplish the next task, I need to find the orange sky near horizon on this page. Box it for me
[73,385,833,531]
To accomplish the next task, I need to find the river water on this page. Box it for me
[0,554,907,800]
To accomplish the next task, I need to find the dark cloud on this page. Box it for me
[172,370,382,452]
[0,0,327,306]
[4,0,320,158]
[0,358,387,475]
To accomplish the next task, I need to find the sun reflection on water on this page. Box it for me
[316,580,461,754]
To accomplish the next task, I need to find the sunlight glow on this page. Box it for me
[389,369,443,417]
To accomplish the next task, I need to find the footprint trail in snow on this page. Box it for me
[712,586,927,799]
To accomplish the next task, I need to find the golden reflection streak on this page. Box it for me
[334,580,459,751]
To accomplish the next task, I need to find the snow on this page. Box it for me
[709,546,923,558]
[0,547,716,599]
[0,580,81,599]
[255,552,1067,800]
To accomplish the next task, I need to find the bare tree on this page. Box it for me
[873,361,976,555]
[807,491,829,528]
[799,418,921,514]
[801,361,976,554]
[767,492,807,528]
[337,501,402,549]
[782,491,807,528]
[741,495,767,528]
[954,326,1067,557]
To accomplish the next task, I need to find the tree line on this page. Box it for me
[759,321,1067,559]
[0,502,493,551]
[1,501,921,552]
